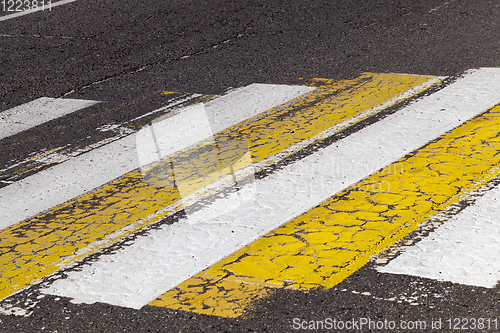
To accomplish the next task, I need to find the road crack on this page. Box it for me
[60,26,251,98]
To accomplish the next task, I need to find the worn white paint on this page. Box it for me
[0,84,314,229]
[0,97,99,140]
[377,184,500,288]
[42,68,500,308]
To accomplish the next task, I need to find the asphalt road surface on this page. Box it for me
[1,0,499,332]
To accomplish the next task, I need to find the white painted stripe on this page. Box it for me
[0,97,99,140]
[43,68,500,308]
[377,185,500,288]
[0,0,78,22]
[0,84,314,230]
[136,104,214,167]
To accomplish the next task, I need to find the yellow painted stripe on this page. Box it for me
[149,104,500,318]
[0,73,436,300]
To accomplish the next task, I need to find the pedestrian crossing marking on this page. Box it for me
[0,73,438,301]
[41,69,500,310]
[149,103,500,317]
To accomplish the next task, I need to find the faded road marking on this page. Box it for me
[0,73,438,302]
[40,70,500,311]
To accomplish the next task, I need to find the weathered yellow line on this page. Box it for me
[0,73,436,300]
[149,104,500,318]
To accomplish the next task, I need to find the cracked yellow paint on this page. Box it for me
[150,104,500,318]
[148,274,274,318]
[0,73,437,301]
